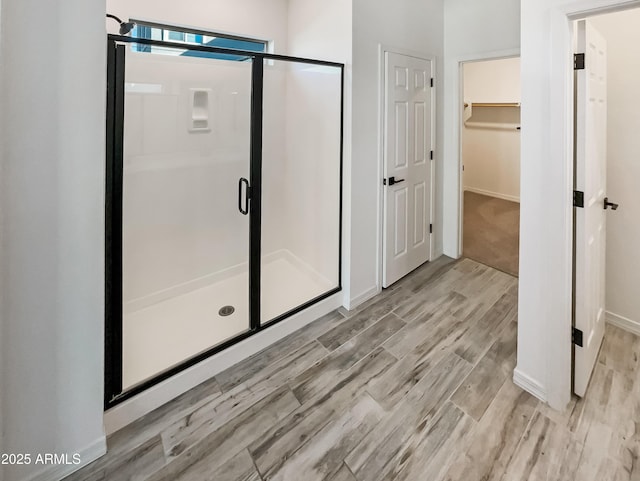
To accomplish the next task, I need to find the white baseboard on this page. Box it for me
[606,311,640,336]
[104,292,342,435]
[346,285,380,311]
[464,187,520,203]
[24,436,106,481]
[431,250,444,262]
[513,367,547,403]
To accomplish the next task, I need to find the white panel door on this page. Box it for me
[383,52,432,288]
[574,20,608,397]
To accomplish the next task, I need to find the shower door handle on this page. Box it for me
[238,178,250,215]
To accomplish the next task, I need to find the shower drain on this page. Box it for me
[218,305,235,317]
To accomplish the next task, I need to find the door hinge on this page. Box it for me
[429,224,433,234]
[573,190,584,208]
[574,53,585,70]
[430,150,434,160]
[572,327,584,347]
[430,77,434,88]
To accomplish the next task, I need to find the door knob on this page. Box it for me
[604,197,619,211]
[384,176,405,186]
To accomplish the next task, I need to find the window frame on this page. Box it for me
[130,19,269,55]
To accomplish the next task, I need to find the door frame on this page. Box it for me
[377,45,436,292]
[540,0,640,410]
[454,51,521,258]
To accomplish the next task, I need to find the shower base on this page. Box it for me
[122,251,334,390]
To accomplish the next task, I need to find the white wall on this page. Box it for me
[279,65,343,283]
[514,0,640,410]
[463,58,521,103]
[590,10,640,332]
[0,1,107,480]
[285,0,353,304]
[287,0,352,62]
[285,0,351,287]
[0,0,4,477]
[518,0,563,409]
[351,0,444,307]
[462,58,521,202]
[443,0,521,256]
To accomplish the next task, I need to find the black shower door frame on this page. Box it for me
[105,34,344,409]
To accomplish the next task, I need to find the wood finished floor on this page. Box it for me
[66,257,640,481]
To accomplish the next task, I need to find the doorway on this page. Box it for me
[460,57,521,277]
[483,0,640,411]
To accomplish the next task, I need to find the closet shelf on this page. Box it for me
[464,102,521,108]
[464,121,521,131]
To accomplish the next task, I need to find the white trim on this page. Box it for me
[431,245,445,260]
[25,436,106,481]
[429,58,437,263]
[543,4,579,412]
[561,0,640,19]
[347,285,380,311]
[451,49,521,259]
[104,292,341,434]
[463,187,520,204]
[376,44,386,301]
[377,45,437,291]
[442,48,521,259]
[606,311,640,336]
[513,367,547,403]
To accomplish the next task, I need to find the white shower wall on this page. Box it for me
[262,61,342,295]
[122,50,341,312]
[282,64,341,283]
[123,52,263,307]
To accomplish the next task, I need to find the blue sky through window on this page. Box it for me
[130,23,266,61]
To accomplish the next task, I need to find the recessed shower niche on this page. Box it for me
[105,29,344,406]
[189,88,211,132]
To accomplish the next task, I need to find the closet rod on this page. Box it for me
[464,102,521,108]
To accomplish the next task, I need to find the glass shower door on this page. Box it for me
[120,45,253,390]
[261,58,343,324]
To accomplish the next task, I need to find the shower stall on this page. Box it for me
[105,33,343,407]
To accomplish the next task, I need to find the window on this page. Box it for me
[130,21,267,61]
